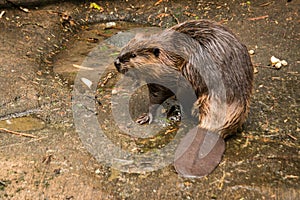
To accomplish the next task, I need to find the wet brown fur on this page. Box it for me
[115,20,253,138]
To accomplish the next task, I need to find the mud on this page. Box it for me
[0,0,299,199]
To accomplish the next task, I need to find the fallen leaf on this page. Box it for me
[90,2,104,12]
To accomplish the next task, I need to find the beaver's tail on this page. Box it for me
[174,127,225,178]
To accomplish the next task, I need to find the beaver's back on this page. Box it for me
[171,20,253,104]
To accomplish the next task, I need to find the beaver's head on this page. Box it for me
[114,45,161,74]
[114,32,186,76]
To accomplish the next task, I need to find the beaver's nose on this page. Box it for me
[114,58,121,71]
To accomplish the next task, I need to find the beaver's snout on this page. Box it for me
[114,58,121,72]
[114,58,128,74]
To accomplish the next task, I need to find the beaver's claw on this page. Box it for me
[136,113,153,124]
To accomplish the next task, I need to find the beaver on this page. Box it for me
[114,20,253,177]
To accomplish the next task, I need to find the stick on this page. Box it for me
[248,15,269,21]
[0,136,47,149]
[170,13,180,24]
[0,11,5,18]
[0,128,36,138]
[73,64,94,71]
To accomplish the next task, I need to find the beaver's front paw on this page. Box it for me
[136,113,153,124]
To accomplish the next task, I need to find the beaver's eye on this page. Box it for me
[130,53,136,58]
[153,48,160,57]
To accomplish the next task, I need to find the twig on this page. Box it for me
[256,65,278,70]
[154,0,164,6]
[218,170,226,190]
[73,64,94,71]
[0,180,7,186]
[283,175,299,179]
[0,128,36,138]
[0,136,47,149]
[259,2,273,7]
[248,15,269,21]
[18,22,45,28]
[0,11,5,18]
[170,13,180,24]
[287,133,297,141]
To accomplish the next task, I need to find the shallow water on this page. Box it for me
[0,116,45,132]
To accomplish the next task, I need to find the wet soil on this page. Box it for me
[0,0,299,199]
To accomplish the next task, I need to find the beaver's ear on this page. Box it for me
[153,48,160,57]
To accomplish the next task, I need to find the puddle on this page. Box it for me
[0,116,45,132]
[53,22,161,84]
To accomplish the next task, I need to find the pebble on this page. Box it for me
[248,49,255,55]
[112,89,118,95]
[270,56,288,69]
[95,168,101,174]
[275,62,282,69]
[281,60,288,66]
[105,22,116,29]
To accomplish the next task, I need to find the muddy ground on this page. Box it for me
[0,0,299,199]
